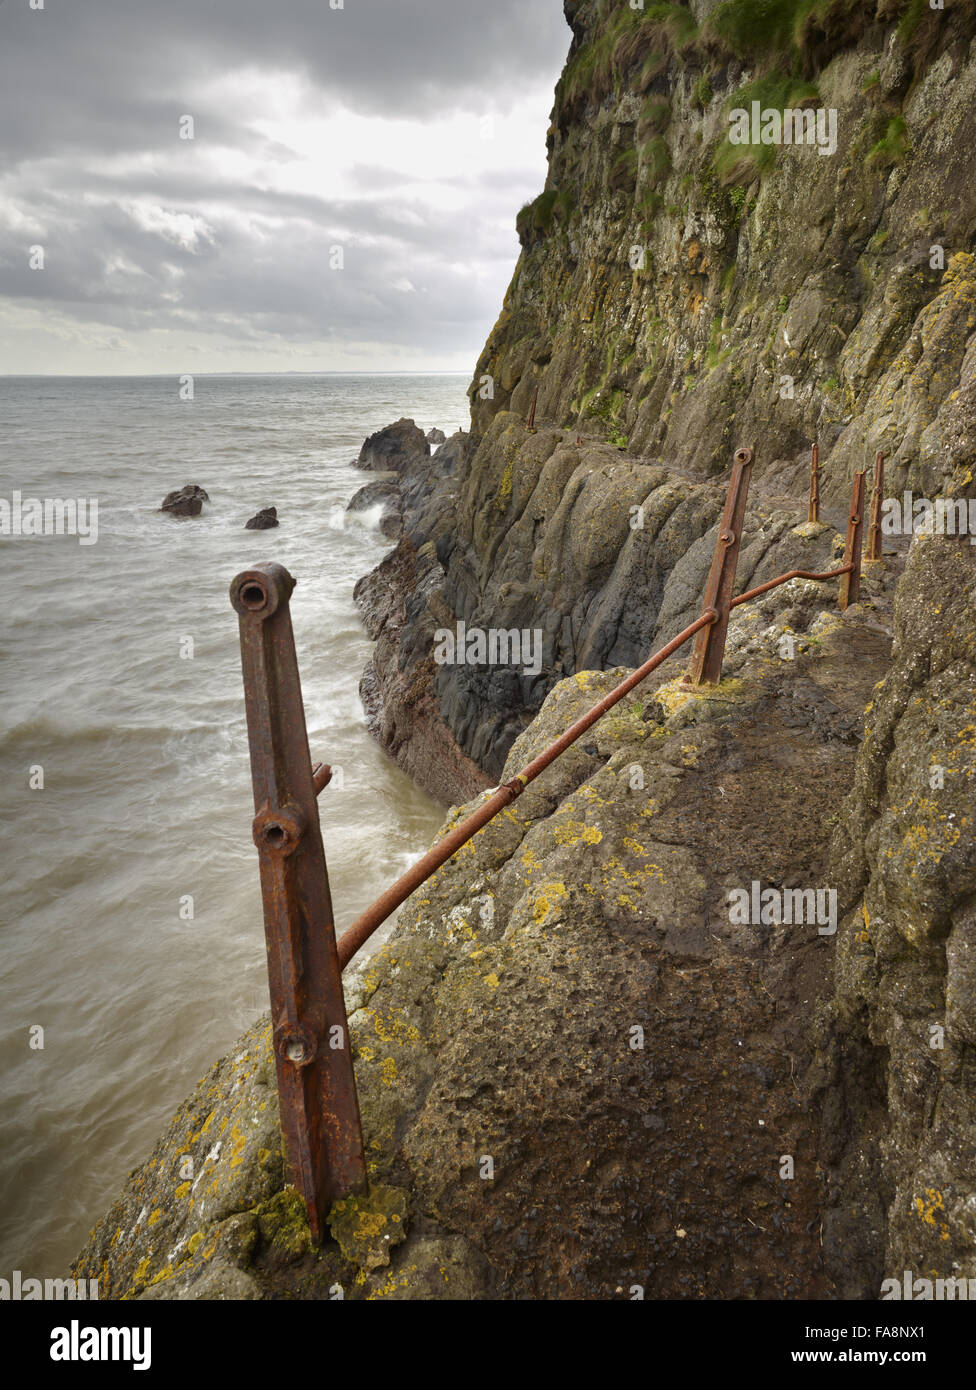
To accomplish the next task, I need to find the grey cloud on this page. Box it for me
[0,0,569,369]
[1,1,569,153]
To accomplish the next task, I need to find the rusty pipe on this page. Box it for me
[729,565,854,610]
[336,606,718,970]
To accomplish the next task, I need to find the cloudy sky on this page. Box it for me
[0,1,570,374]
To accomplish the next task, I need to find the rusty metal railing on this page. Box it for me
[229,444,867,1235]
[866,450,884,562]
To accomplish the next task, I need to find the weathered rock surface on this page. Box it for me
[360,412,849,795]
[75,573,894,1299]
[160,484,209,516]
[244,506,279,530]
[355,418,430,473]
[472,1,976,499]
[813,447,976,1295]
[352,1,976,801]
[426,428,447,445]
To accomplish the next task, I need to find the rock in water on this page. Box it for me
[426,427,447,445]
[160,484,209,517]
[245,507,279,530]
[347,475,402,540]
[355,418,430,472]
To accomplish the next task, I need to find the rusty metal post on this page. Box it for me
[866,450,884,562]
[686,446,754,686]
[230,563,366,1240]
[526,384,539,432]
[838,471,866,609]
[808,443,820,524]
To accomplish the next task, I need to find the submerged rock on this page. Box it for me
[245,507,279,530]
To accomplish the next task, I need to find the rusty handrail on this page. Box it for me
[231,442,871,1221]
[866,451,884,562]
[335,606,718,970]
[687,446,754,684]
[730,565,854,609]
[808,443,820,524]
[336,457,867,969]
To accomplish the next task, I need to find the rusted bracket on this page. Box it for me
[838,471,866,609]
[230,563,366,1240]
[687,446,755,686]
[808,442,820,524]
[526,384,539,433]
[865,451,884,562]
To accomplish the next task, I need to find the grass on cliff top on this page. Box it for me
[557,2,700,121]
[706,0,932,70]
[558,0,948,123]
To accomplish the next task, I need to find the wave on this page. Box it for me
[0,714,234,757]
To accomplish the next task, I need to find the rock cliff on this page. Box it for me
[358,0,976,797]
[73,0,976,1299]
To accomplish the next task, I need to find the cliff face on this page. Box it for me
[815,452,976,1294]
[475,0,976,494]
[74,0,976,1300]
[360,0,976,795]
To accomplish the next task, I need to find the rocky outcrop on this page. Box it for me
[351,4,976,799]
[160,484,209,516]
[813,445,976,1295]
[359,410,850,797]
[426,427,447,445]
[355,418,430,473]
[245,507,279,530]
[472,0,976,499]
[74,569,895,1299]
[348,424,489,804]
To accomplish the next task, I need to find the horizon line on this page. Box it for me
[0,369,473,379]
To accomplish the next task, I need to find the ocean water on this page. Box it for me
[0,373,468,1277]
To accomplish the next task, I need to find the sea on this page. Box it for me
[0,373,469,1277]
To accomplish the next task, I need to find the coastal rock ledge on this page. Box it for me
[76,561,925,1301]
